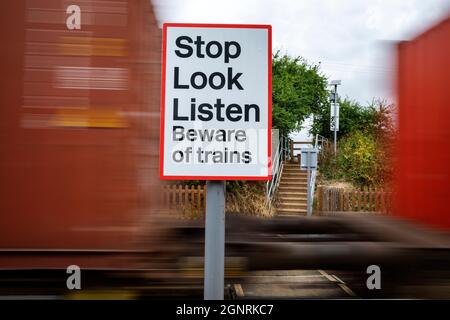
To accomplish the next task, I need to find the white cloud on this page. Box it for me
[153,0,450,104]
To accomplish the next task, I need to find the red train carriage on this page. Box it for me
[0,0,162,269]
[395,16,450,231]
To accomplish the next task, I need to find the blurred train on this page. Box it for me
[0,1,449,299]
[0,0,163,269]
[394,16,450,231]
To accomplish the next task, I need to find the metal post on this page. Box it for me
[333,85,338,155]
[306,151,312,217]
[204,180,226,300]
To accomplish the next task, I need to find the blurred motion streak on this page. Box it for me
[59,36,128,57]
[0,0,162,258]
[394,16,450,230]
[54,66,128,90]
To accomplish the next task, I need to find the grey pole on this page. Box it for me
[333,84,338,156]
[306,152,312,217]
[204,180,226,300]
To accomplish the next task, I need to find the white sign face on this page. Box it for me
[160,23,272,180]
[300,148,318,170]
[330,102,340,131]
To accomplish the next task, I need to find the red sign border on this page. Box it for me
[160,23,272,181]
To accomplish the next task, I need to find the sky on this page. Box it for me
[153,0,450,139]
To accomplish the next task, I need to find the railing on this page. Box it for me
[265,133,329,213]
[314,134,329,149]
[162,184,206,218]
[289,140,313,162]
[283,136,290,161]
[306,134,328,214]
[265,136,286,210]
[317,186,392,213]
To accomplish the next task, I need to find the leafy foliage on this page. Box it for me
[337,131,379,185]
[311,98,377,139]
[272,52,329,135]
[316,100,395,187]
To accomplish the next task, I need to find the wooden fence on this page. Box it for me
[317,186,392,213]
[162,184,206,218]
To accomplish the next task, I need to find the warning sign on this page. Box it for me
[160,23,272,180]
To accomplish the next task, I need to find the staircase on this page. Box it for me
[277,162,308,215]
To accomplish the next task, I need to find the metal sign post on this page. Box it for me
[300,148,318,217]
[306,157,311,217]
[330,102,340,155]
[334,102,337,155]
[329,80,341,156]
[204,180,226,300]
[159,24,272,301]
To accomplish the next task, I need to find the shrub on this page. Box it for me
[316,100,395,188]
[336,131,379,186]
[226,181,272,216]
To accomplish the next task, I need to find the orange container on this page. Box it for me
[395,16,450,230]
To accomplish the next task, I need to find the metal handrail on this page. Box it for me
[307,134,328,214]
[314,134,328,149]
[265,136,286,209]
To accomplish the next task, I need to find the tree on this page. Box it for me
[315,99,396,187]
[272,52,328,135]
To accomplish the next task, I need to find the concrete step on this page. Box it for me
[278,186,308,192]
[278,187,308,192]
[283,162,300,170]
[282,171,307,176]
[279,181,307,185]
[279,202,308,208]
[278,196,307,202]
[280,182,308,187]
[280,178,307,182]
[278,202,307,209]
[279,182,308,188]
[283,169,307,174]
[283,167,306,171]
[279,207,308,213]
[281,176,308,181]
[283,164,304,169]
[283,164,302,169]
[280,174,308,183]
[283,171,317,177]
[278,191,308,197]
[281,180,307,185]
[282,168,306,172]
[283,165,302,169]
[277,208,307,215]
[282,174,306,178]
[278,206,308,212]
